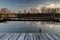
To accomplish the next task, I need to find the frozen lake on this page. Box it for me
[0,21,60,33]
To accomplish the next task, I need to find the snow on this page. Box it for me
[0,33,59,40]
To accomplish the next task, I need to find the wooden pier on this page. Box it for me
[0,33,60,40]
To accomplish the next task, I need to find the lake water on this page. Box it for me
[0,21,60,33]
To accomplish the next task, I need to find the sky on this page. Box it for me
[0,0,60,10]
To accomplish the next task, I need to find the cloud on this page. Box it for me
[34,3,60,13]
[36,3,60,8]
[26,2,60,13]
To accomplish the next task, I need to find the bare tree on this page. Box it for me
[24,9,26,13]
[18,10,21,13]
[1,8,8,14]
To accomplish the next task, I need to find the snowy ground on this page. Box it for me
[0,33,60,40]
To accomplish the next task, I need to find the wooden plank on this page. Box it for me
[41,33,48,40]
[9,33,20,40]
[25,33,33,40]
[44,33,55,40]
[18,33,25,40]
[5,33,14,40]
[0,33,10,40]
[48,33,60,40]
[33,33,40,40]
[0,33,7,40]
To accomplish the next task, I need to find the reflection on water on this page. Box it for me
[0,21,39,32]
[24,21,60,33]
[0,21,60,33]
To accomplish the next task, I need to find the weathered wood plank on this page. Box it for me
[41,33,48,40]
[18,33,25,40]
[9,33,20,40]
[48,33,60,40]
[0,33,10,40]
[44,33,55,40]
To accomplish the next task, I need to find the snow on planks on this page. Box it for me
[0,33,59,40]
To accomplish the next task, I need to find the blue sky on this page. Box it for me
[0,0,60,10]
